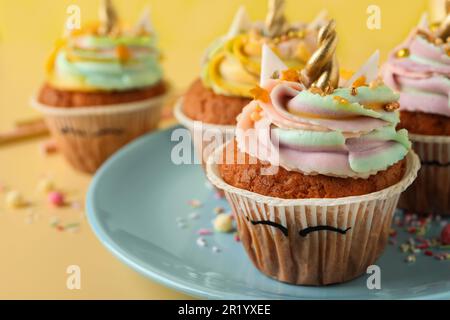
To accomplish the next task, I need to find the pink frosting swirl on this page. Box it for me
[383,28,450,117]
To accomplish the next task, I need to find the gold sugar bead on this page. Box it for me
[383,102,400,112]
[395,48,410,58]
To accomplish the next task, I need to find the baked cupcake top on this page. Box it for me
[201,1,327,98]
[383,13,450,117]
[45,1,163,92]
[236,21,411,179]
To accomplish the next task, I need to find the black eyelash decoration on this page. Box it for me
[299,226,351,237]
[59,127,125,137]
[96,128,125,136]
[246,216,288,237]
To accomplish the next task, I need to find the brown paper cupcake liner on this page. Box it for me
[206,143,420,285]
[398,133,450,216]
[31,95,166,174]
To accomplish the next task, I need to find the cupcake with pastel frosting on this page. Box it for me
[32,0,167,173]
[175,0,328,164]
[383,11,450,215]
[207,21,420,285]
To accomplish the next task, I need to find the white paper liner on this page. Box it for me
[399,133,450,216]
[174,98,235,165]
[31,95,166,173]
[206,143,420,285]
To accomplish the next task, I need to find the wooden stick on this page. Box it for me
[0,118,49,146]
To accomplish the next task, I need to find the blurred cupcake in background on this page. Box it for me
[383,7,450,215]
[31,0,167,173]
[207,20,420,285]
[175,0,328,164]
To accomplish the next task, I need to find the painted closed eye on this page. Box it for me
[247,217,288,237]
[298,226,351,237]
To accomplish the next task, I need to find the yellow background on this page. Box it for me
[0,0,433,299]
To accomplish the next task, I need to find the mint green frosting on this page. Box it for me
[49,33,163,91]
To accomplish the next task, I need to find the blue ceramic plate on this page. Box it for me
[87,126,450,300]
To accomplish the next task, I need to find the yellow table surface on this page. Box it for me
[0,0,432,299]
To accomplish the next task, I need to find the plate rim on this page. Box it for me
[86,126,450,300]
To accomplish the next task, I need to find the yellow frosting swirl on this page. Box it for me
[201,30,317,98]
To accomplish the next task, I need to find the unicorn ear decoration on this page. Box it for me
[133,7,153,35]
[260,44,288,86]
[417,12,430,31]
[225,6,251,39]
[343,50,380,88]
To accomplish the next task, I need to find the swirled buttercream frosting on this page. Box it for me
[383,15,450,117]
[236,45,411,178]
[46,19,163,92]
[201,7,327,98]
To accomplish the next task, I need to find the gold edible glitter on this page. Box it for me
[333,96,349,104]
[250,86,270,103]
[280,69,300,82]
[116,45,130,62]
[351,87,358,96]
[250,111,262,122]
[396,48,410,58]
[352,76,367,88]
[309,86,324,95]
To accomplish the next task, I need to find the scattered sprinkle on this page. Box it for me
[48,191,65,207]
[197,229,213,236]
[71,201,82,210]
[213,207,225,215]
[49,216,60,227]
[40,140,58,155]
[389,229,397,237]
[424,250,433,256]
[213,213,234,233]
[405,255,416,263]
[65,223,80,233]
[196,237,207,247]
[214,192,224,200]
[212,246,221,253]
[234,232,240,242]
[440,224,450,245]
[188,199,202,208]
[5,190,26,208]
[37,178,55,193]
[177,222,187,229]
[188,212,200,220]
[388,238,397,245]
